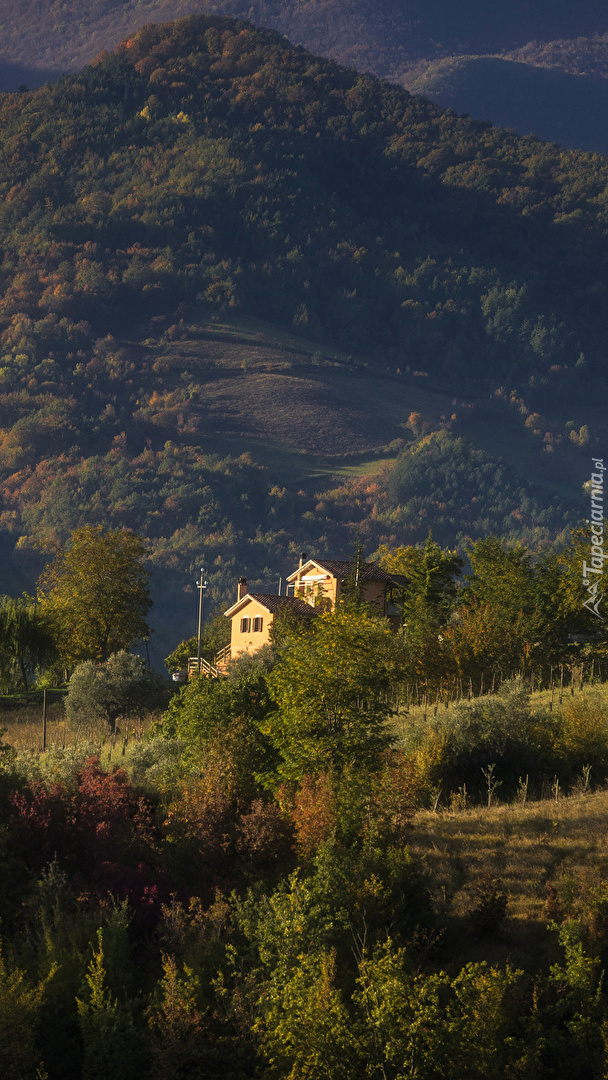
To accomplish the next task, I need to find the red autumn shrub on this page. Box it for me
[74,757,154,861]
[10,760,156,885]
[290,774,337,860]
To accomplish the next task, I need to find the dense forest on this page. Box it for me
[0,14,607,650]
[507,33,608,81]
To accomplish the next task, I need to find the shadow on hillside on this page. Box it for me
[0,60,63,91]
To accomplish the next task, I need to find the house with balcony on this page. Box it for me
[286,555,408,625]
[194,554,408,673]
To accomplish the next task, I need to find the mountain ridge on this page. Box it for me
[0,14,602,656]
[406,56,608,155]
[3,1,608,82]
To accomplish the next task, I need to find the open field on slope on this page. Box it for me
[139,315,597,506]
[409,789,608,969]
[140,317,455,459]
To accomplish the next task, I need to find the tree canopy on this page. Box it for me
[37,526,151,664]
[0,594,55,691]
[265,603,402,783]
[65,649,167,733]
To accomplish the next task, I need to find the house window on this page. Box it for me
[253,616,264,632]
[240,617,251,633]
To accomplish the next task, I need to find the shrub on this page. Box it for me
[554,692,608,785]
[235,798,295,870]
[9,758,160,911]
[410,678,557,799]
[290,774,337,860]
[0,943,56,1080]
[128,737,187,796]
[469,873,508,936]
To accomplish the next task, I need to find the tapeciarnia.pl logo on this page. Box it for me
[583,457,606,620]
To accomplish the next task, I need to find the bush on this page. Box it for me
[469,873,508,936]
[9,758,157,892]
[128,737,187,796]
[554,692,608,785]
[410,678,557,800]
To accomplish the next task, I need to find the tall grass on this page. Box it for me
[0,692,156,764]
[409,789,608,946]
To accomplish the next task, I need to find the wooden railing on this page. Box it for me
[214,645,232,667]
[187,656,221,678]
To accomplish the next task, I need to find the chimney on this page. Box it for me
[237,576,248,600]
[299,551,307,569]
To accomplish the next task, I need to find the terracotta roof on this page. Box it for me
[288,558,409,587]
[224,593,317,618]
[248,594,317,616]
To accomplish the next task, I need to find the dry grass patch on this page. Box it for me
[1,696,68,752]
[410,790,608,929]
[1,697,156,766]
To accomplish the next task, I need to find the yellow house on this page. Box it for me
[221,576,315,666]
[286,556,408,625]
[216,557,408,669]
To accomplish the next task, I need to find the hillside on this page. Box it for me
[3,0,608,86]
[406,56,608,155]
[5,3,608,158]
[409,789,608,970]
[1,15,607,655]
[507,33,608,81]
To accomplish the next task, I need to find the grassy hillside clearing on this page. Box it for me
[142,315,599,490]
[409,791,608,969]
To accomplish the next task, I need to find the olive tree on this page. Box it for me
[65,651,167,734]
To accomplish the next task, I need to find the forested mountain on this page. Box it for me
[0,15,606,656]
[4,1,608,159]
[507,33,608,81]
[4,0,608,85]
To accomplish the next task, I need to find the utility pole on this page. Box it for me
[196,567,207,675]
